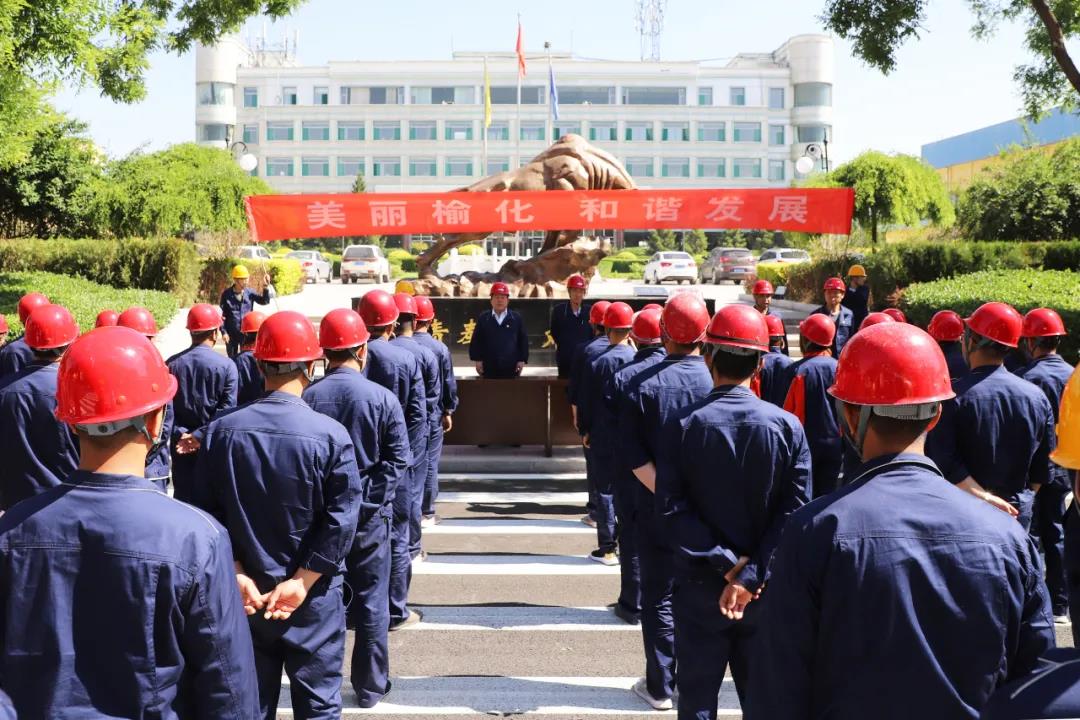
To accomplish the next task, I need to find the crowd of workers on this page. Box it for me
[0,261,1076,719]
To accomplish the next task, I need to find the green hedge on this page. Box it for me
[751,262,795,290]
[197,257,304,303]
[901,269,1080,363]
[0,238,201,304]
[0,271,179,338]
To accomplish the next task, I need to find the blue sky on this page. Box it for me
[55,0,1046,162]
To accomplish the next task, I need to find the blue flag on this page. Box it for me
[549,61,560,120]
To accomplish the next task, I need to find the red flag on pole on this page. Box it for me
[515,19,526,78]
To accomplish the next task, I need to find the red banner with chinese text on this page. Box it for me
[244,188,855,242]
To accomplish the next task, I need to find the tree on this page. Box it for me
[648,229,678,252]
[821,0,1080,116]
[351,172,367,193]
[812,152,955,246]
[683,229,708,256]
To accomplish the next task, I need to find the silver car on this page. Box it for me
[286,250,333,283]
[341,245,391,284]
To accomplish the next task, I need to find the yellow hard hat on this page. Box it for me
[395,279,415,295]
[232,264,250,280]
[1052,367,1080,470]
[847,264,867,278]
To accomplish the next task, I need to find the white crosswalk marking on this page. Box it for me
[423,518,594,535]
[401,605,639,632]
[413,553,620,575]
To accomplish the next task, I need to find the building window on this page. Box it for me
[768,87,785,110]
[486,121,510,141]
[624,157,654,177]
[411,86,476,104]
[338,157,364,177]
[625,122,654,142]
[520,121,546,141]
[373,121,402,141]
[797,125,830,143]
[340,86,405,105]
[661,122,689,141]
[445,121,474,140]
[487,157,510,174]
[281,86,298,105]
[410,158,437,176]
[242,124,258,144]
[302,121,330,141]
[698,158,726,178]
[197,82,233,106]
[198,124,229,142]
[794,82,833,107]
[734,122,762,143]
[491,86,544,104]
[733,158,762,179]
[266,157,293,177]
[409,121,437,140]
[313,86,329,105]
[730,86,746,106]
[301,157,329,177]
[266,122,294,141]
[769,124,785,146]
[372,157,401,176]
[661,157,690,177]
[559,86,615,104]
[698,122,726,142]
[338,122,365,141]
[554,121,582,139]
[445,157,473,176]
[589,122,617,142]
[768,159,786,182]
[621,87,686,105]
[243,87,258,108]
[698,87,713,106]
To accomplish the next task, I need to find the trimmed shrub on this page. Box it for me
[1044,241,1080,271]
[387,248,414,263]
[457,244,485,256]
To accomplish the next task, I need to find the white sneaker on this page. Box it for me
[420,514,439,529]
[589,549,619,566]
[581,515,598,528]
[1054,614,1071,625]
[632,678,673,711]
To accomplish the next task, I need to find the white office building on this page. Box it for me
[196,34,835,198]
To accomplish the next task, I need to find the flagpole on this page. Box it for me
[515,13,523,258]
[482,55,490,179]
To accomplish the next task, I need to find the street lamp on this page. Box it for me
[230,141,258,173]
[796,129,830,175]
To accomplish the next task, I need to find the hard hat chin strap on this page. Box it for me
[261,360,316,383]
[836,400,941,454]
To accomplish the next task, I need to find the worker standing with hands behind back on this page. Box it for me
[220,264,271,359]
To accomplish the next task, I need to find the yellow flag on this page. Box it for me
[483,56,492,129]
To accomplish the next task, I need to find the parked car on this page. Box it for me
[286,250,333,283]
[341,244,391,284]
[699,247,755,284]
[237,245,272,261]
[756,248,811,265]
[643,251,698,285]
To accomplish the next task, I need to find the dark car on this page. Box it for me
[699,247,755,284]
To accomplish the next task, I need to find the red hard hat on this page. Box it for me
[589,301,612,326]
[95,310,119,328]
[118,307,158,338]
[254,310,322,363]
[241,310,268,335]
[319,308,370,350]
[414,295,436,322]
[394,292,418,316]
[567,275,587,290]
[752,280,775,296]
[823,277,846,293]
[491,282,510,297]
[17,293,49,324]
[631,309,662,344]
[25,305,79,351]
[927,310,965,342]
[966,301,1023,348]
[0,314,7,334]
[829,323,955,407]
[186,303,221,333]
[765,314,785,337]
[661,294,710,344]
[359,290,400,327]
[1022,308,1066,338]
[882,308,907,324]
[56,327,177,426]
[800,314,837,348]
[604,302,634,330]
[859,312,895,332]
[642,303,663,312]
[705,304,770,352]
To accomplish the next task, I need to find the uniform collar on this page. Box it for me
[261,390,308,406]
[65,469,162,490]
[848,452,942,485]
[969,363,1005,376]
[635,345,664,359]
[804,350,831,359]
[1031,353,1066,367]
[325,366,360,378]
[665,354,705,365]
[708,384,754,399]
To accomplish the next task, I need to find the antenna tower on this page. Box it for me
[635,0,667,61]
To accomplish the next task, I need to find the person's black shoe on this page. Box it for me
[613,604,641,625]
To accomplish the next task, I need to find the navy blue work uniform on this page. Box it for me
[942,341,969,381]
[927,364,1055,532]
[415,331,459,518]
[167,345,237,503]
[235,349,264,405]
[0,336,33,380]
[982,648,1080,720]
[550,302,594,379]
[750,453,1055,720]
[757,348,794,407]
[661,385,812,718]
[469,309,528,379]
[219,285,271,359]
[193,392,362,720]
[0,689,14,719]
[144,402,174,491]
[391,334,440,559]
[783,353,842,498]
[811,305,854,356]
[842,283,869,332]
[0,470,260,718]
[570,335,610,520]
[1019,353,1075,617]
[0,363,79,510]
[303,366,410,708]
[364,336,427,626]
[618,354,713,703]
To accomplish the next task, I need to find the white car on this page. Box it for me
[237,245,272,261]
[756,248,811,265]
[341,245,391,284]
[286,250,333,283]
[643,251,698,285]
